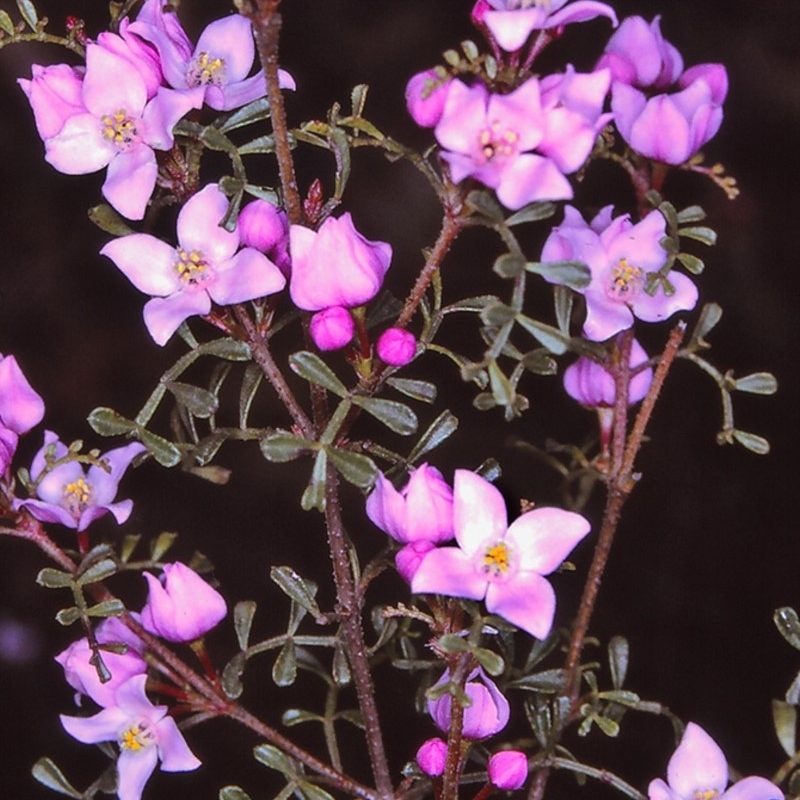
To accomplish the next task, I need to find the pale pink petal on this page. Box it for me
[538,106,598,173]
[484,8,545,51]
[141,86,202,149]
[496,153,573,209]
[177,185,239,262]
[485,571,556,639]
[157,716,201,771]
[631,271,697,323]
[628,94,693,164]
[649,778,681,800]
[101,234,181,297]
[195,15,255,83]
[667,724,728,798]
[0,356,44,434]
[366,472,408,542]
[143,292,211,346]
[77,499,133,532]
[87,442,146,505]
[45,113,114,174]
[102,145,158,221]
[117,747,159,800]
[60,706,128,744]
[505,507,591,574]
[116,673,165,716]
[487,79,544,152]
[16,498,77,528]
[411,547,488,600]
[207,249,286,305]
[582,288,634,341]
[36,461,84,505]
[723,777,783,800]
[83,44,146,117]
[435,80,489,155]
[547,1,618,30]
[453,470,508,555]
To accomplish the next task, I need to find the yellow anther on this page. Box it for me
[100,109,138,151]
[694,791,718,800]
[63,477,92,508]
[606,258,644,301]
[174,248,210,287]
[482,542,511,576]
[119,721,156,753]
[187,51,227,87]
[477,124,520,163]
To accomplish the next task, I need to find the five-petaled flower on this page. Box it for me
[412,470,590,639]
[61,674,201,800]
[648,723,782,800]
[101,184,287,346]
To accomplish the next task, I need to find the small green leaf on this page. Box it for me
[76,559,117,587]
[234,601,257,651]
[88,204,136,236]
[238,135,277,156]
[676,205,706,224]
[87,407,137,437]
[36,568,73,589]
[608,636,629,689]
[773,700,797,758]
[505,201,556,226]
[301,449,328,512]
[597,689,641,707]
[510,668,568,693]
[593,714,620,737]
[734,372,778,395]
[526,260,591,290]
[553,285,574,337]
[407,410,458,464]
[31,758,82,798]
[149,532,178,561]
[272,639,297,686]
[437,634,470,654]
[465,190,504,222]
[786,671,800,705]
[473,647,504,676]
[86,599,125,619]
[138,429,181,467]
[270,566,322,620]
[442,48,461,66]
[0,10,16,34]
[732,429,770,455]
[691,302,723,347]
[327,447,377,489]
[351,397,418,435]
[120,534,141,563]
[515,314,570,354]
[253,744,296,777]
[351,83,369,116]
[166,381,219,418]
[56,606,81,626]
[220,787,253,800]
[493,253,526,279]
[222,652,246,699]
[775,607,800,650]
[201,338,252,361]
[481,302,516,326]
[521,350,557,375]
[244,184,280,204]
[676,252,705,275]
[679,226,717,246]
[386,378,437,404]
[239,363,263,428]
[461,39,479,61]
[260,432,311,463]
[218,97,271,133]
[16,0,38,30]
[332,643,351,685]
[289,352,348,397]
[282,708,323,726]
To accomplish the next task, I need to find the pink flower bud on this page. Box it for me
[0,354,45,435]
[416,738,448,777]
[17,63,85,140]
[488,750,528,790]
[376,328,416,366]
[289,213,392,311]
[395,540,436,584]
[238,199,289,257]
[405,69,451,128]
[309,306,355,351]
[141,562,227,642]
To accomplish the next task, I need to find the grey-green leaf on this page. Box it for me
[31,758,82,798]
[253,744,296,777]
[272,639,297,686]
[526,260,591,290]
[36,568,73,589]
[407,410,458,464]
[289,352,347,397]
[301,449,328,512]
[166,381,219,418]
[327,447,377,489]
[691,302,722,346]
[270,566,322,620]
[299,782,336,800]
[88,204,136,236]
[86,599,125,618]
[218,97,271,133]
[222,652,246,699]
[234,600,257,651]
[679,226,717,246]
[386,378,437,404]
[465,190,504,222]
[220,787,254,800]
[87,407,137,437]
[56,606,81,626]
[772,700,797,757]
[676,252,705,275]
[0,10,15,34]
[260,432,311,463]
[138,429,182,467]
[732,429,770,455]
[473,647,504,676]
[351,397,418,435]
[201,338,252,361]
[515,315,570,354]
[150,531,179,561]
[608,636,629,689]
[734,372,778,395]
[77,558,117,587]
[16,0,37,30]
[775,607,800,650]
[505,201,556,226]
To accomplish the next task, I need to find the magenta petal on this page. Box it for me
[195,15,255,83]
[177,185,239,261]
[36,460,84,505]
[505,507,591,574]
[45,113,113,174]
[632,271,697,323]
[156,715,202,771]
[16,498,78,528]
[435,80,489,155]
[204,73,266,111]
[207,249,286,305]
[366,472,408,542]
[547,1,618,29]
[0,355,44,434]
[411,547,487,600]
[143,292,211,346]
[101,234,180,297]
[102,145,158,221]
[668,723,728,798]
[723,777,783,800]
[497,153,573,208]
[117,747,159,800]
[486,571,556,639]
[453,470,508,555]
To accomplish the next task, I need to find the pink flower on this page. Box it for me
[15,431,145,531]
[541,205,698,341]
[648,723,782,800]
[289,213,392,311]
[477,0,617,53]
[131,5,294,111]
[416,738,448,777]
[405,69,452,128]
[61,674,200,800]
[18,63,85,140]
[56,617,146,708]
[412,471,590,639]
[141,562,227,642]
[376,328,417,366]
[488,750,529,790]
[435,76,605,209]
[428,667,510,740]
[0,353,45,472]
[309,306,355,351]
[41,43,198,220]
[101,184,286,345]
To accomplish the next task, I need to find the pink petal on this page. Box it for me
[45,113,114,174]
[547,1,618,29]
[411,546,488,600]
[628,94,693,164]
[102,145,158,221]
[485,571,556,639]
[141,86,202,149]
[453,470,508,555]
[505,507,591,574]
[484,8,545,51]
[668,723,728,798]
[156,715,202,771]
[87,442,145,505]
[177,185,239,262]
[435,80,489,155]
[101,234,180,297]
[582,288,635,341]
[60,706,128,744]
[487,79,545,152]
[723,777,783,800]
[649,778,681,800]
[632,271,697,323]
[143,292,211,346]
[207,249,286,305]
[496,153,573,208]
[0,355,44,434]
[117,746,159,800]
[83,44,146,117]
[195,15,255,83]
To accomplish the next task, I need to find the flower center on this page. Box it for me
[174,248,212,289]
[606,258,644,302]
[119,719,157,753]
[694,791,719,800]
[62,477,92,516]
[478,122,520,164]
[480,541,514,580]
[186,52,227,88]
[100,109,139,152]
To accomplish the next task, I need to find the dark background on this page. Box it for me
[0,1,798,798]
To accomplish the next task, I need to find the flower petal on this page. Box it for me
[667,723,728,798]
[101,234,181,297]
[485,571,556,639]
[143,292,211,346]
[45,113,114,174]
[83,43,146,117]
[723,777,783,800]
[505,507,591,574]
[0,355,45,434]
[453,470,508,555]
[207,249,286,305]
[117,746,159,800]
[60,706,128,744]
[411,546,487,600]
[156,715,202,772]
[177,184,239,262]
[632,271,697,323]
[102,145,158,221]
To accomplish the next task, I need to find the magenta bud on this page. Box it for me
[238,199,289,254]
[376,328,416,366]
[17,63,85,140]
[395,540,436,583]
[416,738,448,777]
[141,562,227,643]
[309,306,355,351]
[488,750,528,790]
[405,69,451,128]
[0,354,45,435]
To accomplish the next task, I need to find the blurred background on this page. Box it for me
[1,0,798,798]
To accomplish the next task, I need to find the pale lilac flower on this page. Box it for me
[416,738,448,776]
[56,617,147,708]
[648,723,782,800]
[428,667,510,740]
[131,4,294,111]
[101,184,286,345]
[15,431,145,531]
[309,306,355,351]
[406,69,452,128]
[563,338,653,407]
[141,562,227,642]
[42,43,198,220]
[488,750,529,790]
[541,205,698,341]
[376,328,417,366]
[289,213,392,311]
[0,353,45,473]
[412,470,590,639]
[61,674,201,800]
[18,63,85,139]
[476,0,617,53]
[435,77,603,209]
